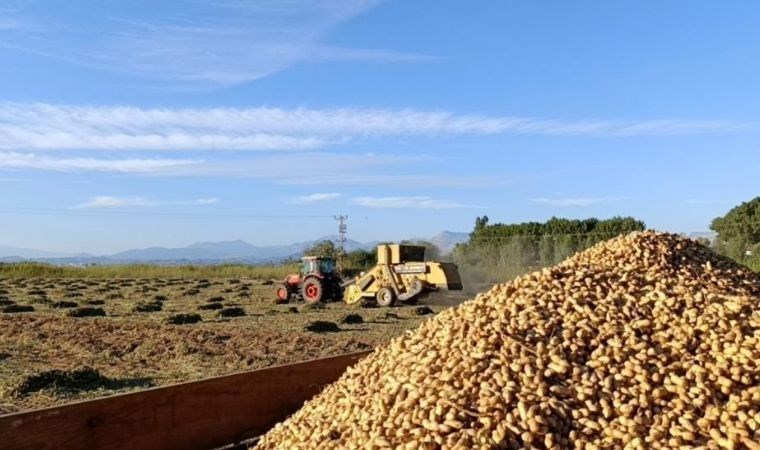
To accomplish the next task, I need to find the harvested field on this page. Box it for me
[255,232,760,449]
[0,276,468,415]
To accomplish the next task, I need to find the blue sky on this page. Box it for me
[0,0,758,254]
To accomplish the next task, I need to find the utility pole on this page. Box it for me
[334,215,348,276]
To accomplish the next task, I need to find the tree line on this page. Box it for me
[452,216,646,283]
[301,196,759,282]
[710,196,759,271]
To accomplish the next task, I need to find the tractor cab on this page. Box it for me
[301,256,336,277]
[276,256,342,304]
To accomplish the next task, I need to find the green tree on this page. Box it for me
[344,249,375,271]
[303,240,338,259]
[710,197,760,267]
[454,215,645,283]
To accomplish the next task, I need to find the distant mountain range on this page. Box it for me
[0,246,78,260]
[0,231,470,266]
[427,231,470,254]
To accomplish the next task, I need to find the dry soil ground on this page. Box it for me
[0,276,471,415]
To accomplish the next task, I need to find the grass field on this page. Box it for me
[0,274,472,415]
[0,262,298,279]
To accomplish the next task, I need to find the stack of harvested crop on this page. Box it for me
[254,232,760,450]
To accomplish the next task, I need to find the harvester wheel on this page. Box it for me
[402,278,424,303]
[274,283,290,304]
[376,288,395,307]
[302,278,323,304]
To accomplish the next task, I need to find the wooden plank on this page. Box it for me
[0,351,370,450]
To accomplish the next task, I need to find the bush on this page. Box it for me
[219,307,246,318]
[68,307,106,318]
[341,313,364,324]
[165,313,202,325]
[0,299,16,306]
[305,320,340,333]
[85,299,105,305]
[133,300,163,313]
[2,304,34,313]
[207,296,224,303]
[287,306,299,314]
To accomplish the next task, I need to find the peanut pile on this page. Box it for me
[254,232,760,450]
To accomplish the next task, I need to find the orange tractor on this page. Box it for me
[274,256,343,304]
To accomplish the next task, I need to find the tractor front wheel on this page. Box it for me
[302,278,323,304]
[274,283,290,304]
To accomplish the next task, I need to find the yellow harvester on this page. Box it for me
[343,244,462,306]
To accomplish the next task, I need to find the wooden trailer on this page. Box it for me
[0,351,370,450]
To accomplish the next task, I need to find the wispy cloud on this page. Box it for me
[0,0,423,86]
[0,152,203,173]
[531,196,625,207]
[289,193,342,204]
[0,103,746,152]
[0,7,30,31]
[74,196,157,209]
[0,149,520,187]
[351,196,484,209]
[277,173,515,187]
[0,17,22,31]
[181,197,219,205]
[74,195,219,209]
[0,151,464,186]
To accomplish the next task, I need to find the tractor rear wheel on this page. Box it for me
[302,278,323,304]
[376,287,395,307]
[274,283,290,304]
